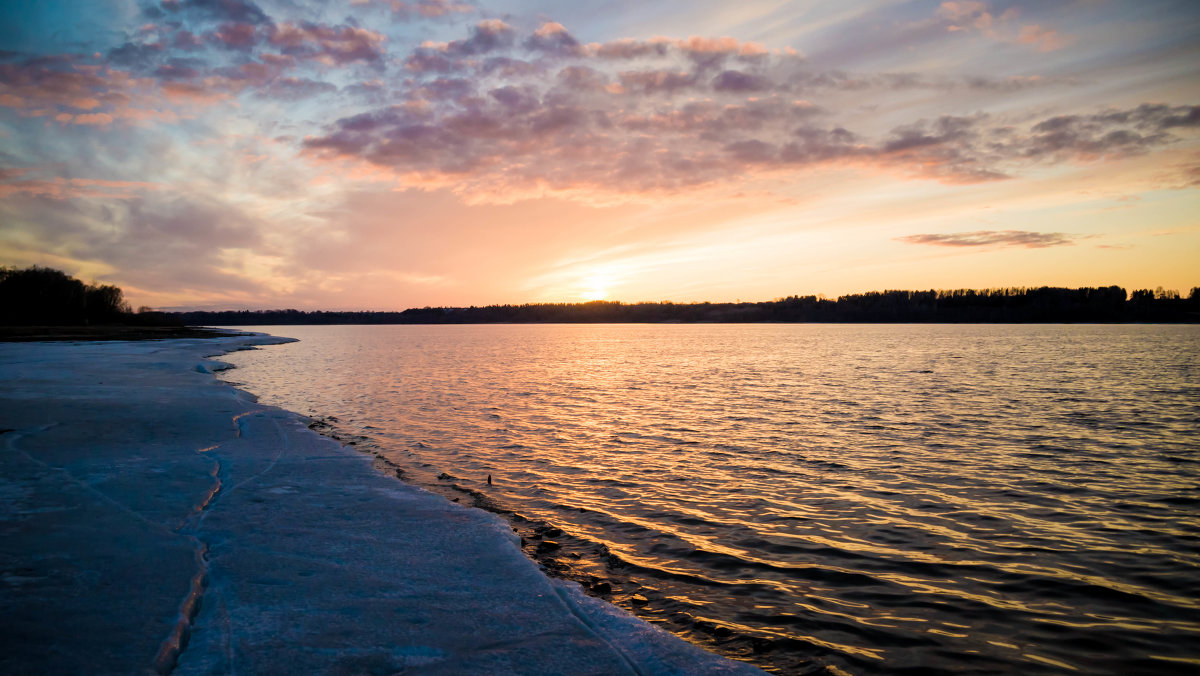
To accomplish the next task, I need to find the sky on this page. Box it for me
[1,0,1198,310]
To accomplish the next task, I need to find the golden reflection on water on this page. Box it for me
[221,323,1200,675]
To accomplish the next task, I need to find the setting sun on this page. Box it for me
[581,274,611,301]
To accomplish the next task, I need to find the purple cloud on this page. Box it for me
[209,22,261,51]
[591,38,671,60]
[8,9,1194,201]
[525,22,584,56]
[268,23,387,65]
[259,76,336,100]
[367,0,473,19]
[405,48,458,73]
[303,36,1200,194]
[444,19,515,56]
[617,69,698,95]
[157,0,271,25]
[712,69,771,93]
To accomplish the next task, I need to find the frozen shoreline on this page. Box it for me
[0,334,764,675]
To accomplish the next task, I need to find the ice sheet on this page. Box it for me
[0,335,765,675]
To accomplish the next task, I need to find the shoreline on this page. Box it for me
[220,341,783,670]
[213,329,796,671]
[297,413,779,667]
[0,333,765,675]
[0,325,243,342]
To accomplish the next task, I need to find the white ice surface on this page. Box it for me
[0,335,766,675]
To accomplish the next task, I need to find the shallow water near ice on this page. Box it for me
[218,323,1200,674]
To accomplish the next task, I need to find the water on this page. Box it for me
[216,324,1200,674]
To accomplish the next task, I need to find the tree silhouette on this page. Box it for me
[1,266,131,325]
[174,285,1197,326]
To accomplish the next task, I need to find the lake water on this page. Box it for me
[217,324,1200,674]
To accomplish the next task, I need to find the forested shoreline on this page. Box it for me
[4,267,1197,326]
[178,286,1200,325]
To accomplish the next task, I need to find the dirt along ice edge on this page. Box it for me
[0,332,765,675]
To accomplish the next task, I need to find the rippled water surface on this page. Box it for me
[218,324,1200,674]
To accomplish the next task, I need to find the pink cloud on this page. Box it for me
[269,23,387,64]
[1018,24,1070,52]
[936,1,1069,52]
[938,1,993,30]
[160,78,235,103]
[585,34,777,64]
[60,112,115,126]
[0,61,117,110]
[411,0,472,16]
[525,22,583,56]
[677,35,742,54]
[0,173,161,199]
[209,22,261,50]
[354,0,473,18]
[0,59,181,124]
[69,96,102,110]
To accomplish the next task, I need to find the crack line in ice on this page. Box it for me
[152,540,209,675]
[159,409,292,672]
[175,456,223,532]
[158,442,229,673]
[5,424,214,675]
[230,409,267,439]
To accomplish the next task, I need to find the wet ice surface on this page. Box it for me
[0,336,763,675]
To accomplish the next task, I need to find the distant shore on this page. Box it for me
[174,286,1200,325]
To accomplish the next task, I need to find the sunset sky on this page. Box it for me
[1,0,1197,310]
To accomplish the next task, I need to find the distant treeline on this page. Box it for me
[0,266,180,326]
[178,286,1200,325]
[5,267,1196,326]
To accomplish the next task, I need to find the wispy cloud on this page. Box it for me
[0,170,162,199]
[897,230,1082,249]
[351,0,473,19]
[937,1,1072,52]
